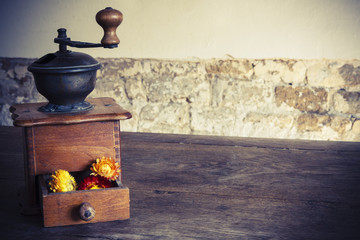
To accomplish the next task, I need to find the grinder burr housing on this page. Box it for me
[28,7,123,112]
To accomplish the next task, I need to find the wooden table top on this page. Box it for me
[1,126,360,239]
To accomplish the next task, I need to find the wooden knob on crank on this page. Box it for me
[96,7,123,46]
[79,202,96,221]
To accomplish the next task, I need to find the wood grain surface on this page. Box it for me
[0,126,359,239]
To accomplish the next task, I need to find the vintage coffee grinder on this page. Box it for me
[10,7,131,227]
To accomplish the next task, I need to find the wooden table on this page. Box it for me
[1,126,360,239]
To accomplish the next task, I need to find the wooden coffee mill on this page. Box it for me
[9,7,131,227]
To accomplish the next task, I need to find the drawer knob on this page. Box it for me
[79,202,96,221]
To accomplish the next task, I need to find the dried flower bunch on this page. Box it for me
[78,175,113,190]
[49,169,77,192]
[49,157,120,193]
[90,156,120,181]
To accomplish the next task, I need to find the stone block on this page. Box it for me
[13,64,28,79]
[125,76,147,101]
[252,59,306,85]
[0,62,44,105]
[306,60,346,88]
[90,77,127,101]
[205,59,253,80]
[210,77,271,108]
[142,61,209,104]
[244,112,294,129]
[296,114,351,136]
[138,103,190,134]
[275,86,328,114]
[118,59,143,77]
[115,99,145,132]
[332,90,360,116]
[144,59,204,78]
[241,112,295,138]
[143,75,209,104]
[345,119,360,141]
[190,106,236,136]
[0,104,13,126]
[338,63,360,91]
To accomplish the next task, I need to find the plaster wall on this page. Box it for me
[0,0,360,59]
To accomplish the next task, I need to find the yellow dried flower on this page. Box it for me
[49,169,77,193]
[90,157,120,181]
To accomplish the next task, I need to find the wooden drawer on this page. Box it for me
[38,174,130,227]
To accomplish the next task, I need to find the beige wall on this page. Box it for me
[1,0,360,59]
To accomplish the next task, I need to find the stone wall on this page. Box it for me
[1,57,359,141]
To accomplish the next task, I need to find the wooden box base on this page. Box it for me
[10,98,132,223]
[39,174,130,227]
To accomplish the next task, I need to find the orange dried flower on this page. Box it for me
[49,169,77,193]
[78,175,113,190]
[90,157,120,181]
